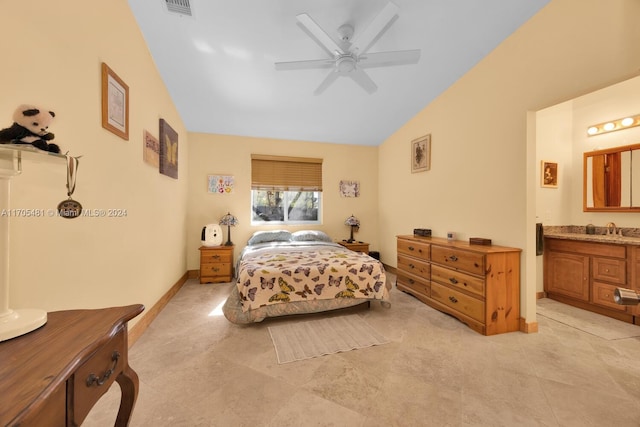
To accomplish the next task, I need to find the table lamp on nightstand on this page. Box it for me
[219,212,238,246]
[345,214,360,243]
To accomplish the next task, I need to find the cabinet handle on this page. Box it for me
[213,255,221,260]
[408,279,415,284]
[213,267,220,272]
[408,246,415,251]
[448,255,458,262]
[86,351,120,387]
[449,296,458,303]
[449,277,458,284]
[409,263,415,269]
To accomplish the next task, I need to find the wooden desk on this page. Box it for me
[0,304,144,426]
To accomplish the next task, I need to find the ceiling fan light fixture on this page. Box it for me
[336,55,356,72]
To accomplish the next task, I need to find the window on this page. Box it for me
[251,155,323,225]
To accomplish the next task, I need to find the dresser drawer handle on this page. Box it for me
[448,255,458,262]
[408,278,415,284]
[449,296,458,303]
[213,267,220,272]
[408,246,415,251]
[212,255,221,260]
[449,277,458,284]
[409,263,415,269]
[86,351,120,387]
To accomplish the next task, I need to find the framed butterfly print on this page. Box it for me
[159,119,178,179]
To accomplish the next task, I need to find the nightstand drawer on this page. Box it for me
[201,251,233,263]
[201,262,232,276]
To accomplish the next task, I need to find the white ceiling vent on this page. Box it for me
[164,0,192,17]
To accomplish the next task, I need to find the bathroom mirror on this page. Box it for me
[583,143,640,211]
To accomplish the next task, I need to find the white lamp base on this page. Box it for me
[0,309,47,342]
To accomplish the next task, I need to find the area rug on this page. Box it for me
[268,314,389,364]
[537,298,640,340]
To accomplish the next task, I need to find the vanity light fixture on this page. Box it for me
[587,113,640,136]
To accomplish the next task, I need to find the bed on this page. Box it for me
[222,230,391,324]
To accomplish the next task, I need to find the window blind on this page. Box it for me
[251,154,323,191]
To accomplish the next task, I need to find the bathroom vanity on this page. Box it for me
[544,229,640,324]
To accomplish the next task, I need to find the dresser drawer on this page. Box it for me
[201,262,232,276]
[201,250,233,263]
[431,264,484,298]
[431,282,484,323]
[397,239,430,262]
[396,271,430,297]
[431,246,484,275]
[72,328,126,425]
[593,281,628,312]
[397,254,430,278]
[592,257,626,285]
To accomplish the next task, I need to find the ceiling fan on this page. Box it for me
[275,1,421,95]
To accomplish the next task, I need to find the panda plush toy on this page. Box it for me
[0,104,60,153]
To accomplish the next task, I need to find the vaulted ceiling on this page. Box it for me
[128,0,549,146]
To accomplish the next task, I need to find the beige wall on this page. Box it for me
[186,133,379,269]
[378,0,640,326]
[2,0,188,324]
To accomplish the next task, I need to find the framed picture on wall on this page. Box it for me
[101,62,129,140]
[411,134,431,173]
[541,160,558,188]
[159,119,178,179]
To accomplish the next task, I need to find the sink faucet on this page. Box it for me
[606,222,617,235]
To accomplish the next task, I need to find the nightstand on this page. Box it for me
[337,240,369,254]
[199,245,234,284]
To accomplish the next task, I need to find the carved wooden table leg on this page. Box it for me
[115,365,139,426]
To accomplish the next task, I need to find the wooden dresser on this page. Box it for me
[396,235,521,335]
[199,245,234,283]
[0,304,143,426]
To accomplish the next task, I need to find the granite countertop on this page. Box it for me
[544,225,640,245]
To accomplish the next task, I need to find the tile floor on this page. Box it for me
[84,273,640,426]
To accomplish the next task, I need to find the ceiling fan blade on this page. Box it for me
[296,13,344,57]
[359,49,421,68]
[350,1,399,55]
[275,59,335,71]
[314,71,340,95]
[349,69,377,94]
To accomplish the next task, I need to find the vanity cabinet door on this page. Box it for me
[545,251,590,301]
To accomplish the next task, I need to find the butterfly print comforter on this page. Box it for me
[235,242,388,312]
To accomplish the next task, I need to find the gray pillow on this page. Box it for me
[247,230,292,245]
[291,230,333,243]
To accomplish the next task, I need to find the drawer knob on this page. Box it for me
[448,255,458,262]
[408,279,415,284]
[86,351,120,387]
[408,246,415,251]
[449,277,458,284]
[409,263,415,269]
[213,267,220,272]
[449,296,458,303]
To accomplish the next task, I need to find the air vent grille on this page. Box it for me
[165,0,192,16]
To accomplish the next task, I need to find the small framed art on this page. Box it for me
[411,134,431,173]
[541,160,558,188]
[159,119,178,179]
[101,62,129,140]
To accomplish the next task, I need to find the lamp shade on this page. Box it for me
[345,214,360,227]
[219,212,238,227]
